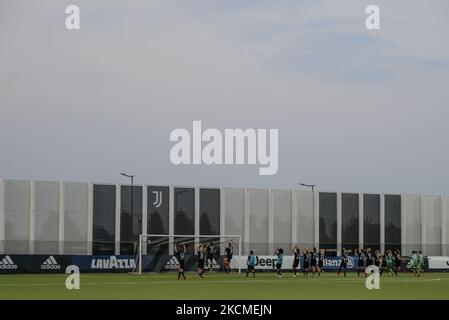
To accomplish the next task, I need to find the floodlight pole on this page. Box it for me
[298,182,318,248]
[121,172,136,251]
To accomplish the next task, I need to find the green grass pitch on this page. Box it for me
[1,272,448,300]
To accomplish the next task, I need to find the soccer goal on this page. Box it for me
[132,234,242,274]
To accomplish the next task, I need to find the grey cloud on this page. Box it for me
[0,0,448,195]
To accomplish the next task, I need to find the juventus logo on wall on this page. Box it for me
[153,191,162,208]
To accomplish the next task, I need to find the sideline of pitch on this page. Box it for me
[0,275,445,287]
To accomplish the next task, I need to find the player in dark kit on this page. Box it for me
[302,250,309,276]
[394,250,402,276]
[357,249,366,276]
[380,252,388,275]
[292,246,300,277]
[317,248,325,276]
[174,242,186,280]
[224,241,234,274]
[338,250,348,277]
[197,244,205,278]
[366,248,373,267]
[205,241,214,272]
[374,250,383,275]
[311,247,318,276]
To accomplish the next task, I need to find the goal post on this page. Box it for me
[133,234,242,274]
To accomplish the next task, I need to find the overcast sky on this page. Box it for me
[1,0,448,195]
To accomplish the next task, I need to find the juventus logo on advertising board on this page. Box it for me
[153,191,162,208]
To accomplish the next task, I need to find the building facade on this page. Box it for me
[0,178,448,257]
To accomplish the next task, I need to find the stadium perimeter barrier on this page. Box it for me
[1,254,448,274]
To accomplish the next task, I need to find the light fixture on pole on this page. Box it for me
[298,183,316,192]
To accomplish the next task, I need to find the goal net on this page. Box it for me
[132,234,242,274]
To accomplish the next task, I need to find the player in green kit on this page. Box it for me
[410,251,420,277]
[275,248,284,278]
[386,250,394,276]
[418,251,425,275]
[246,250,256,277]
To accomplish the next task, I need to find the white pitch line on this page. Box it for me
[0,278,443,288]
